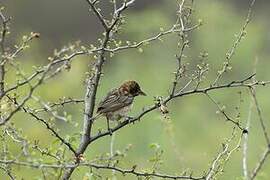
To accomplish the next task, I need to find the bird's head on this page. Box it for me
[119,80,146,97]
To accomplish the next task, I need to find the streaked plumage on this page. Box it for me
[97,80,146,134]
[97,88,134,120]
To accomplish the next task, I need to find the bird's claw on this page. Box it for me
[125,116,133,123]
[108,128,113,136]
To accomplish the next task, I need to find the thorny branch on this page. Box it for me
[0,0,270,179]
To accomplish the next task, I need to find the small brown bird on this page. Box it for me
[97,80,146,134]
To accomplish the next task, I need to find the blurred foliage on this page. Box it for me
[0,0,270,179]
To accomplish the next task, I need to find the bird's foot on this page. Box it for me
[108,128,113,136]
[125,116,133,124]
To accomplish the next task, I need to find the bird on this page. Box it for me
[96,80,146,135]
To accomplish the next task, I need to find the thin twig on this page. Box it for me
[212,0,257,85]
[249,87,270,145]
[0,159,205,180]
[250,148,270,180]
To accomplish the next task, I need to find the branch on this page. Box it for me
[104,24,201,53]
[250,148,270,180]
[242,61,257,180]
[0,165,15,180]
[206,93,244,131]
[205,130,242,179]
[113,0,135,18]
[33,97,84,113]
[242,98,253,180]
[170,33,188,97]
[2,49,94,97]
[25,110,77,156]
[212,0,257,85]
[0,159,205,180]
[31,96,68,122]
[0,50,89,138]
[5,95,77,156]
[86,163,204,180]
[249,87,270,145]
[0,63,53,125]
[248,84,270,180]
[85,0,109,30]
[62,0,131,178]
[0,10,10,98]
[89,75,268,143]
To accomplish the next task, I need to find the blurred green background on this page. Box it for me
[1,0,270,179]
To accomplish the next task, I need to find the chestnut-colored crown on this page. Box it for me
[119,80,146,96]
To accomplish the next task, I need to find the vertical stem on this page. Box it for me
[0,65,4,97]
[62,1,135,178]
[62,30,110,180]
[0,12,7,98]
[78,31,110,154]
[110,133,116,177]
[242,101,253,180]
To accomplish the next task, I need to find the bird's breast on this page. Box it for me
[115,104,132,116]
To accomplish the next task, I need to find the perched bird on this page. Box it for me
[97,80,146,134]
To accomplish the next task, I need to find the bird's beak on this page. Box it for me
[139,90,146,96]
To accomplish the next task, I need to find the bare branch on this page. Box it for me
[250,148,270,180]
[242,59,257,180]
[2,49,93,98]
[85,0,109,30]
[0,10,10,98]
[0,165,15,180]
[206,130,242,180]
[242,99,253,180]
[212,0,257,85]
[249,87,270,145]
[104,24,201,53]
[33,98,84,113]
[62,0,137,179]
[0,159,205,180]
[1,1,269,179]
[89,75,268,143]
[206,93,244,131]
[114,0,135,18]
[5,95,77,156]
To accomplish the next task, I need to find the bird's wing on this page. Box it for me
[97,89,133,114]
